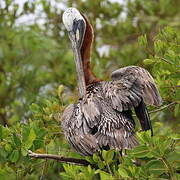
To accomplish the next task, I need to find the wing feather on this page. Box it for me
[108,66,162,111]
[104,66,162,136]
[61,103,99,155]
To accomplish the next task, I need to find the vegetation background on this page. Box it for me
[0,0,179,179]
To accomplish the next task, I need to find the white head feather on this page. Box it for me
[62,8,86,31]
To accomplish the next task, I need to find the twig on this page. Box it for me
[156,56,180,68]
[28,150,91,166]
[163,85,180,88]
[158,56,174,65]
[161,157,176,180]
[148,102,177,114]
[132,102,177,117]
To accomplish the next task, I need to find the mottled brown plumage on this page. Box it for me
[62,8,162,156]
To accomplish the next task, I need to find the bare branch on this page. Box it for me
[148,102,178,114]
[28,150,91,166]
[163,85,180,88]
[132,102,178,117]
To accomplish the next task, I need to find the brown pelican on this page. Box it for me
[61,8,162,156]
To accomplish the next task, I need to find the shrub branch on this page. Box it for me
[132,102,178,117]
[28,150,90,166]
[148,102,178,114]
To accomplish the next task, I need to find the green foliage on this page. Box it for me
[0,0,179,179]
[60,131,180,180]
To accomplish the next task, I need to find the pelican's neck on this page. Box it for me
[80,15,99,85]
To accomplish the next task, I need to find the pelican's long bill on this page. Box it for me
[62,8,86,97]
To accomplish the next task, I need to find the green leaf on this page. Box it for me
[138,34,148,47]
[137,131,152,144]
[167,151,180,162]
[97,170,113,180]
[13,133,21,147]
[35,128,46,138]
[170,133,180,140]
[154,40,166,54]
[4,144,12,153]
[102,150,114,163]
[22,126,30,143]
[98,160,105,169]
[0,125,10,139]
[9,150,19,163]
[146,160,166,176]
[25,128,36,149]
[143,59,154,65]
[58,84,64,97]
[130,145,150,158]
[30,103,40,113]
[21,147,28,156]
[0,148,8,163]
[93,153,100,162]
[118,168,129,178]
[174,104,180,117]
[85,156,94,164]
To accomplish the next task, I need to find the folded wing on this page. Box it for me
[109,66,162,108]
[61,103,99,155]
[103,66,162,135]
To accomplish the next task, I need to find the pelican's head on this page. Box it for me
[62,8,87,97]
[62,8,86,49]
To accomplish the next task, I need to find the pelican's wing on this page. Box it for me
[61,103,99,156]
[104,66,162,112]
[103,66,162,135]
[80,84,139,150]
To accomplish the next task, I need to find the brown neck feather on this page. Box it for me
[80,14,99,85]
